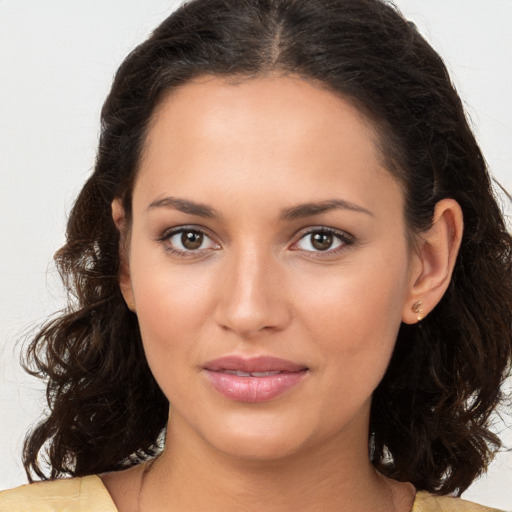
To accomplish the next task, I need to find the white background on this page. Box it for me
[0,1,511,509]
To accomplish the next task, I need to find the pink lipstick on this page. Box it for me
[203,356,308,402]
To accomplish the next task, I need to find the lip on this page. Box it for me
[203,356,308,403]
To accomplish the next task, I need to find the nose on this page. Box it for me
[214,245,291,338]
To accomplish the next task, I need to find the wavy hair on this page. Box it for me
[23,0,512,495]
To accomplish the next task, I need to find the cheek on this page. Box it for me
[128,244,218,373]
[131,274,210,403]
[296,263,407,338]
[294,273,404,421]
[292,252,409,377]
[130,234,213,315]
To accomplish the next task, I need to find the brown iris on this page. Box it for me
[181,231,203,250]
[311,232,334,251]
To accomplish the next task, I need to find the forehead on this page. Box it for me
[134,74,403,220]
[147,74,380,139]
[141,74,385,169]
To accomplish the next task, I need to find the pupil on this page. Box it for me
[311,232,333,251]
[181,231,203,250]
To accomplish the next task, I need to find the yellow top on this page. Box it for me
[0,476,116,511]
[0,476,505,511]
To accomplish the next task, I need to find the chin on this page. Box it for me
[192,409,332,464]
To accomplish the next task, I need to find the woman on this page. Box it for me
[1,0,510,510]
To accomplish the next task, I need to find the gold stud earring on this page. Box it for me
[412,301,423,322]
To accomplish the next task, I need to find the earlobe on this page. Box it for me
[402,198,463,325]
[111,199,136,312]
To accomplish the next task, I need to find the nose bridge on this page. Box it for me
[215,240,288,336]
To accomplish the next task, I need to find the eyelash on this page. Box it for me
[157,225,355,258]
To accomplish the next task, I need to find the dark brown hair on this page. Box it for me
[23,0,512,495]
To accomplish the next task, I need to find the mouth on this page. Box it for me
[203,356,308,403]
[219,369,285,377]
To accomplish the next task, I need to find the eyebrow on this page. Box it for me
[281,199,373,220]
[147,197,218,218]
[147,196,372,220]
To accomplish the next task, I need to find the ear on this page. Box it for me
[112,198,136,313]
[402,198,463,324]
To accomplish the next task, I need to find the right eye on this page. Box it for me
[159,227,220,256]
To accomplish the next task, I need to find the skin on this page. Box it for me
[104,74,463,511]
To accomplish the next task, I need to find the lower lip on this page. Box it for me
[204,370,307,403]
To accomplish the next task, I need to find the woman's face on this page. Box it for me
[118,75,420,461]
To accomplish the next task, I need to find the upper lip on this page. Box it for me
[204,356,307,373]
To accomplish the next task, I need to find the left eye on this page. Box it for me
[294,229,349,252]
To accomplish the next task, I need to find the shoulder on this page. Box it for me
[0,475,117,512]
[412,491,505,512]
